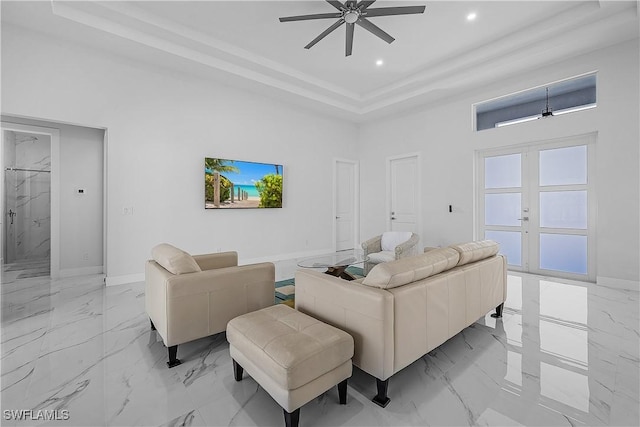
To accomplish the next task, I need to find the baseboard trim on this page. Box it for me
[59,266,104,278]
[106,273,144,287]
[596,276,639,291]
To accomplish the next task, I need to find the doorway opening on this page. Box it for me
[2,130,52,279]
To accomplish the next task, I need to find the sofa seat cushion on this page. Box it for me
[381,231,413,251]
[226,305,354,390]
[367,250,396,264]
[449,240,499,266]
[151,243,202,275]
[362,247,460,289]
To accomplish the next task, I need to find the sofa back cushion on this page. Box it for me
[381,231,413,251]
[362,247,460,289]
[151,243,202,275]
[449,240,499,266]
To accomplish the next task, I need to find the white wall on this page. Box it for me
[1,24,358,283]
[358,39,640,286]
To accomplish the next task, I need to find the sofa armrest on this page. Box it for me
[295,269,395,381]
[193,251,238,270]
[361,235,383,256]
[395,234,419,258]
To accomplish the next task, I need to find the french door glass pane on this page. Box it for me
[540,191,587,229]
[540,145,587,186]
[485,154,521,188]
[486,230,521,266]
[539,233,587,274]
[485,193,521,226]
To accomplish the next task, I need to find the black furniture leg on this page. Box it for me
[167,345,181,368]
[491,303,504,318]
[338,379,348,404]
[283,408,300,427]
[150,319,156,331]
[372,378,390,408]
[233,359,244,381]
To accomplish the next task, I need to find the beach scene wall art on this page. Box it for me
[205,157,283,209]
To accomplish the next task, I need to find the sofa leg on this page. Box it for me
[167,345,181,368]
[372,378,390,408]
[283,408,300,427]
[337,379,348,404]
[233,359,244,381]
[491,303,504,318]
[150,319,156,331]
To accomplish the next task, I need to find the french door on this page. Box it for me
[477,134,596,281]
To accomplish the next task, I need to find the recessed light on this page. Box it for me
[376,59,384,66]
[467,12,477,21]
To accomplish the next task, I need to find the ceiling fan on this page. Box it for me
[279,0,426,56]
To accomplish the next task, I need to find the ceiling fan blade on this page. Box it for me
[346,23,355,56]
[326,0,345,11]
[357,1,376,10]
[279,12,342,22]
[305,19,345,49]
[356,17,394,43]
[364,6,426,17]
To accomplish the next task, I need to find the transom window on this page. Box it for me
[474,73,597,131]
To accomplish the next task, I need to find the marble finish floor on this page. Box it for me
[1,265,639,426]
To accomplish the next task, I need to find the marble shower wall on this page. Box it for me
[3,131,51,263]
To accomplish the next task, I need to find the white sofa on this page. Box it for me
[295,240,507,406]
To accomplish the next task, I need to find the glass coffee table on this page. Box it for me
[297,250,368,281]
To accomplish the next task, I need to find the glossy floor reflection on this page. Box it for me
[1,268,638,426]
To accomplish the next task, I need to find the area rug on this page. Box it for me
[275,266,364,305]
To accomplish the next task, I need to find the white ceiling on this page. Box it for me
[2,1,638,121]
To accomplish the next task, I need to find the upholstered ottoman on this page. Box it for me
[227,305,354,427]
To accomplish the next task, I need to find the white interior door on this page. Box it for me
[478,134,596,281]
[334,159,358,251]
[388,154,420,233]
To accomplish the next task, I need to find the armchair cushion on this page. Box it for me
[381,231,413,252]
[367,251,396,264]
[151,243,202,275]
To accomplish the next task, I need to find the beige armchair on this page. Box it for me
[361,231,420,275]
[145,243,275,367]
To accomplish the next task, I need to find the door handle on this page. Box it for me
[517,217,529,221]
[391,217,396,220]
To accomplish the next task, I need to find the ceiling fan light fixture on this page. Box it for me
[344,11,359,24]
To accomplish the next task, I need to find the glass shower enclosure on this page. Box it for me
[2,130,51,275]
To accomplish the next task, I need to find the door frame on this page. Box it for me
[332,158,359,252]
[1,122,60,278]
[476,133,597,282]
[386,152,422,236]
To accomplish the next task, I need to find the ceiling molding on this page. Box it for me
[45,1,639,120]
